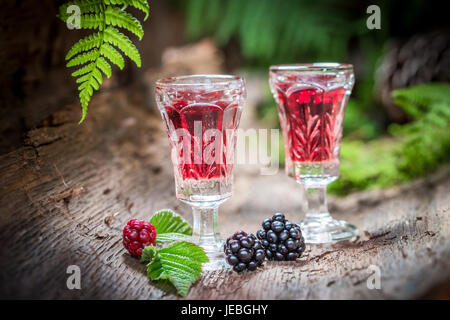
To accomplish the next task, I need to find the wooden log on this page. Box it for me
[0,90,449,299]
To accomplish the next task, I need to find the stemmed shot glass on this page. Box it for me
[155,75,246,268]
[269,63,358,244]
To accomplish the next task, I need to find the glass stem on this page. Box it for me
[191,206,222,253]
[305,185,332,221]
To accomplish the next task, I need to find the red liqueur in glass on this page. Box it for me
[275,82,346,162]
[271,69,352,184]
[155,75,246,268]
[161,91,240,181]
[270,64,358,244]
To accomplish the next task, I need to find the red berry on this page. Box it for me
[122,219,156,257]
[139,230,150,242]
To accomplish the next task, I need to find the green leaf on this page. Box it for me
[146,242,209,297]
[330,83,450,195]
[67,49,99,67]
[105,6,144,39]
[140,245,158,263]
[92,67,103,85]
[80,12,106,30]
[156,233,192,243]
[104,27,141,67]
[66,32,103,60]
[59,0,149,123]
[149,209,193,243]
[58,0,105,22]
[129,0,150,21]
[71,62,96,77]
[100,43,125,69]
[183,0,352,63]
[105,0,150,21]
[96,56,112,78]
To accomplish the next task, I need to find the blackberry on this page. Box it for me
[224,231,265,273]
[257,213,306,261]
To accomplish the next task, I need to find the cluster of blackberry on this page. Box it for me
[257,213,305,261]
[224,213,306,272]
[223,231,265,273]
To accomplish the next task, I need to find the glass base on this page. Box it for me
[300,217,358,244]
[188,204,227,271]
[202,253,228,271]
[195,239,227,271]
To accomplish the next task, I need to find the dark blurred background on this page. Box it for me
[0,0,449,195]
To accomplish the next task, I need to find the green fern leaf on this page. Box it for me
[80,84,94,100]
[71,62,96,77]
[77,71,102,122]
[105,0,150,20]
[92,67,103,85]
[392,83,450,118]
[66,32,103,60]
[60,0,149,123]
[100,43,125,69]
[104,27,141,67]
[58,0,104,22]
[67,50,99,67]
[78,81,91,91]
[97,57,112,78]
[129,0,150,21]
[79,86,93,122]
[105,6,144,39]
[184,0,352,63]
[80,12,106,29]
[76,73,96,86]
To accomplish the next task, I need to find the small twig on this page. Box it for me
[53,163,68,188]
[49,185,85,203]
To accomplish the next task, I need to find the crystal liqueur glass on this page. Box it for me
[269,63,358,244]
[155,75,246,267]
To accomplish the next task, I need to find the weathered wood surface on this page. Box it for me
[0,90,449,299]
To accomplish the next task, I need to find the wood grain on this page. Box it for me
[0,90,449,299]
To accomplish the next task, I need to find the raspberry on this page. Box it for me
[257,213,306,261]
[224,231,265,273]
[122,219,157,257]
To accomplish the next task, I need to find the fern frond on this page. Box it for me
[392,83,450,118]
[129,0,150,21]
[105,0,150,20]
[92,68,103,86]
[58,0,104,22]
[60,0,149,123]
[105,6,144,39]
[79,80,95,122]
[97,57,112,78]
[80,12,106,30]
[76,73,98,87]
[67,50,100,67]
[78,81,92,91]
[76,67,103,123]
[99,43,125,69]
[392,83,450,178]
[184,0,352,63]
[104,27,141,67]
[71,62,96,77]
[66,32,103,60]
